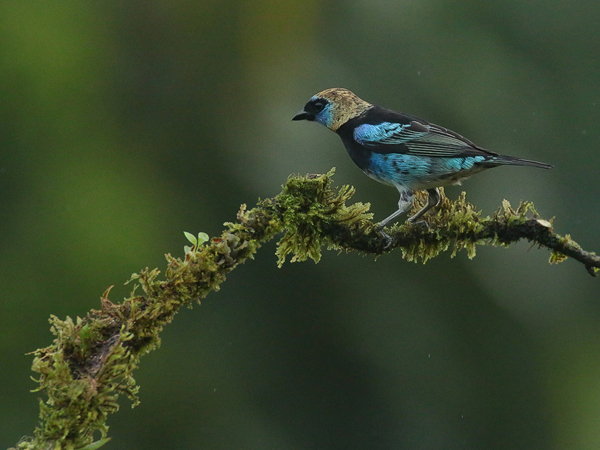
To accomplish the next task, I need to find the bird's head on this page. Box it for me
[292,88,373,132]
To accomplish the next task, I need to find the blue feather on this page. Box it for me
[366,153,487,190]
[354,122,420,145]
[311,97,335,129]
[354,122,481,157]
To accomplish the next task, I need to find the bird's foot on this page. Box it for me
[408,219,431,229]
[375,225,393,250]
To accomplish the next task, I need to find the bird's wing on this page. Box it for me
[353,120,496,158]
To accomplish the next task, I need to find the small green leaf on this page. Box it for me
[184,231,197,245]
[197,232,209,245]
[183,245,192,254]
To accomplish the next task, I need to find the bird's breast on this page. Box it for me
[339,132,372,171]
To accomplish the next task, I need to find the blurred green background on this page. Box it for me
[1,1,600,449]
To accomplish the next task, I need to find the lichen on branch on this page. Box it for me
[275,169,598,276]
[12,169,598,450]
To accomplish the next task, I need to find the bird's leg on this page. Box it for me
[376,189,414,248]
[379,189,414,228]
[408,188,441,223]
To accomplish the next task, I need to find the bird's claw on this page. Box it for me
[376,225,393,250]
[408,219,431,229]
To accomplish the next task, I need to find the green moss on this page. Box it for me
[12,169,598,450]
[275,169,373,266]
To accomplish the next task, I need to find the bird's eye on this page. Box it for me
[313,100,326,113]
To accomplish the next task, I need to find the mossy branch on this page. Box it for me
[12,169,598,450]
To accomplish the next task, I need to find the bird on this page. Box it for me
[292,88,553,240]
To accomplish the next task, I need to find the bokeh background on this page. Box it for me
[1,1,600,449]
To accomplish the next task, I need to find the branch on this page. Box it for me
[12,169,598,450]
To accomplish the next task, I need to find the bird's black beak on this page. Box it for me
[292,109,314,121]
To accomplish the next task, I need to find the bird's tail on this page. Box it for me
[490,155,553,170]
